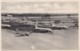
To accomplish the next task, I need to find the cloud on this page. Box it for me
[1,2,78,13]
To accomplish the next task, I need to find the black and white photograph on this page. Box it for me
[1,2,78,50]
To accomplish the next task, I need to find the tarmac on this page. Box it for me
[2,28,78,50]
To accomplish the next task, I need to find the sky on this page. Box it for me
[1,2,78,13]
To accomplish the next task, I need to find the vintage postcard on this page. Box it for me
[0,0,79,51]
